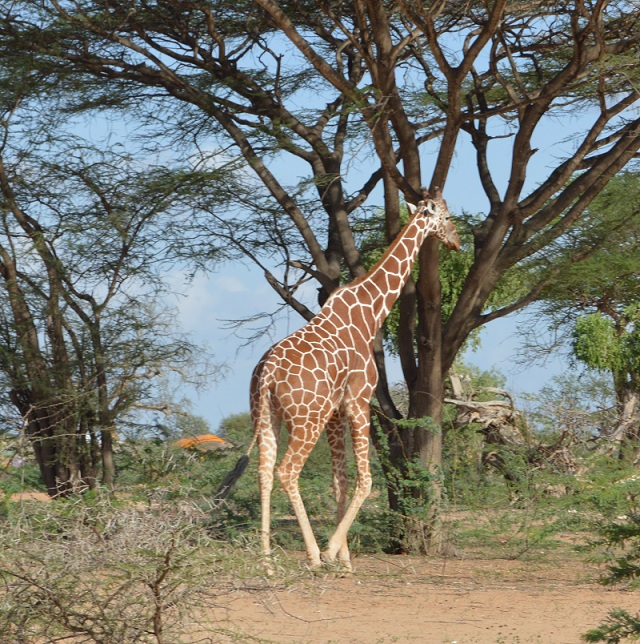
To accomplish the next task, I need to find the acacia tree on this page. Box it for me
[3,0,639,543]
[0,82,228,495]
[519,173,640,461]
[573,309,640,460]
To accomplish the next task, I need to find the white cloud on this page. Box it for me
[215,275,249,293]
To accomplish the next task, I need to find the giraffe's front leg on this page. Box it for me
[323,402,373,566]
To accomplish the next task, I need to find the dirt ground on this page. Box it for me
[8,492,638,642]
[204,551,639,643]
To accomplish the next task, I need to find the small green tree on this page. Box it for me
[573,307,640,459]
[583,511,640,643]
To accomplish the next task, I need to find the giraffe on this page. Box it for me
[247,188,460,570]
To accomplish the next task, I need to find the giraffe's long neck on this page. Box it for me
[364,212,433,321]
[323,210,435,342]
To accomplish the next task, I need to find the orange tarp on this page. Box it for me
[174,434,229,451]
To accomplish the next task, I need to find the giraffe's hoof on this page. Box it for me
[319,553,353,576]
[261,554,277,577]
[304,554,324,572]
[335,560,353,577]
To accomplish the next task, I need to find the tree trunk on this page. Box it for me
[613,387,640,462]
[408,235,445,553]
[30,419,60,496]
[27,408,73,497]
[101,429,116,488]
[370,234,448,555]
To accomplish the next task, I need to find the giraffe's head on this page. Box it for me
[408,188,461,251]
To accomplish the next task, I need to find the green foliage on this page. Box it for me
[443,419,489,505]
[347,507,403,554]
[447,361,508,397]
[440,364,637,556]
[116,438,190,487]
[98,409,640,568]
[11,404,640,579]
[217,412,254,447]
[539,172,640,316]
[583,609,640,643]
[443,362,510,507]
[581,478,640,642]
[369,415,445,552]
[573,312,630,374]
[446,457,631,560]
[592,508,640,588]
[575,460,640,519]
[123,412,330,550]
[0,458,41,496]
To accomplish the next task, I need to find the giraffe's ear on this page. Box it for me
[407,203,417,215]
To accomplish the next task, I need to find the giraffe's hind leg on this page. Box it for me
[257,411,281,571]
[325,411,352,569]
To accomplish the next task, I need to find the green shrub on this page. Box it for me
[583,609,640,643]
[582,498,640,642]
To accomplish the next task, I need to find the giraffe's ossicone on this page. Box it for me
[247,189,460,570]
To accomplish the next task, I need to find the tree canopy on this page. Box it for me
[518,172,640,459]
[0,73,230,494]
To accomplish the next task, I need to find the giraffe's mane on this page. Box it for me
[340,202,429,291]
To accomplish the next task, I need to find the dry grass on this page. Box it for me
[0,490,293,643]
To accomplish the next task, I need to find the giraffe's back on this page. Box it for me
[253,321,359,423]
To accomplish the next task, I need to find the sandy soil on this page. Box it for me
[203,552,639,643]
[9,491,51,502]
[7,493,637,642]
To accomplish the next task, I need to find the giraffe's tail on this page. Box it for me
[210,433,261,511]
[212,352,270,514]
[210,454,251,511]
[210,360,268,513]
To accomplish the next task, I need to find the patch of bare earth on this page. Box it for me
[9,491,51,502]
[200,552,638,643]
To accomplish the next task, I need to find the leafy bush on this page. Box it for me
[0,441,41,498]
[583,610,640,643]
[583,498,640,642]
